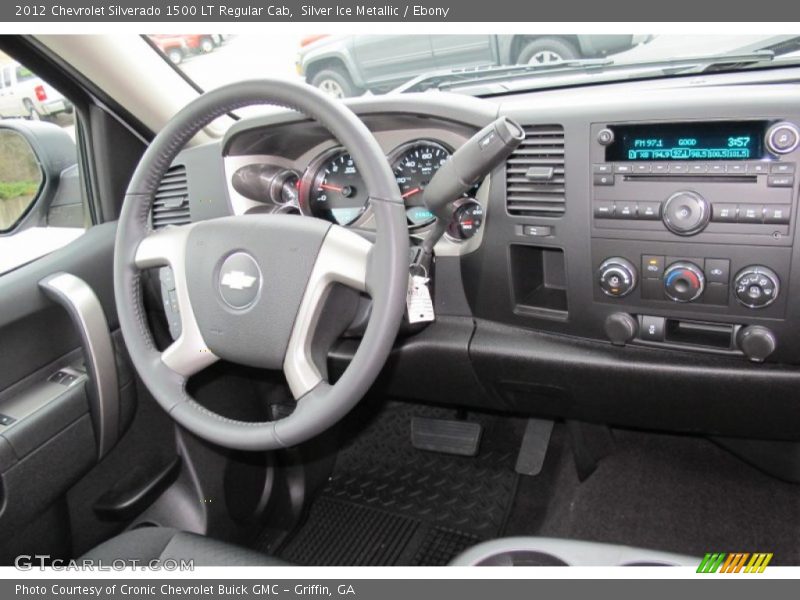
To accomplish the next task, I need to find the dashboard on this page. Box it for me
[222,116,486,244]
[162,75,800,441]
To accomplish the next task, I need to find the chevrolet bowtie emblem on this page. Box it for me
[220,270,257,290]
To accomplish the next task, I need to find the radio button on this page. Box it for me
[594,173,615,186]
[709,164,726,174]
[764,205,791,224]
[598,128,615,145]
[614,202,637,219]
[614,164,633,174]
[593,163,613,173]
[747,162,769,174]
[770,163,795,174]
[726,163,746,174]
[669,163,689,173]
[738,204,764,223]
[663,191,710,235]
[633,164,651,173]
[690,163,708,174]
[593,201,615,218]
[704,258,730,284]
[638,202,661,220]
[652,164,668,173]
[766,122,800,155]
[767,174,795,187]
[712,203,738,222]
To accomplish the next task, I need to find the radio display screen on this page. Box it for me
[606,121,766,161]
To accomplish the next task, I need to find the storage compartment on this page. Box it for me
[664,319,736,350]
[510,245,568,318]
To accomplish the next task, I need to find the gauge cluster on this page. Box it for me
[227,137,483,235]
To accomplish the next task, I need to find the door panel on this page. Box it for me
[430,35,496,69]
[352,35,433,89]
[0,222,135,557]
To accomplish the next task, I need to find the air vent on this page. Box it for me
[151,165,190,229]
[506,125,565,217]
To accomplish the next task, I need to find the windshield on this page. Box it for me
[146,34,800,100]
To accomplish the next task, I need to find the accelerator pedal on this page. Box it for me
[515,418,554,476]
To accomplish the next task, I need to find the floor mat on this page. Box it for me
[505,426,800,565]
[277,402,522,566]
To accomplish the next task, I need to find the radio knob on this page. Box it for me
[733,266,780,309]
[598,257,637,298]
[663,261,705,302]
[662,191,710,236]
[765,121,800,155]
[737,326,776,362]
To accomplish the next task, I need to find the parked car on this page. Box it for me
[297,34,651,97]
[0,61,73,120]
[149,34,221,65]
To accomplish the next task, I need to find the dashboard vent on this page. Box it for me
[506,125,566,217]
[151,165,190,229]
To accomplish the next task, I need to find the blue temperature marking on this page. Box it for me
[666,270,681,286]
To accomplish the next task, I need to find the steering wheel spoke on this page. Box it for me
[283,225,372,399]
[135,225,219,377]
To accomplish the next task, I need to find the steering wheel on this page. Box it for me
[114,80,409,451]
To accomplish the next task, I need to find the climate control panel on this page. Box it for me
[596,254,782,310]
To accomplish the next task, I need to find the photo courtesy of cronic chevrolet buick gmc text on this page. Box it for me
[0,33,798,568]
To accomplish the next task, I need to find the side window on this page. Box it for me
[0,54,84,275]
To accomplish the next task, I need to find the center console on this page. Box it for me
[590,119,800,361]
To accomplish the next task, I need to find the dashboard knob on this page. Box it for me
[663,261,705,302]
[737,326,776,362]
[733,266,780,309]
[598,257,637,298]
[765,121,800,155]
[662,191,710,236]
[447,199,484,240]
[604,312,638,346]
[597,128,615,145]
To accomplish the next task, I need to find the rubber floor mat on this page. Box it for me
[277,402,522,566]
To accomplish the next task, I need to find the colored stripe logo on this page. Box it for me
[697,552,773,573]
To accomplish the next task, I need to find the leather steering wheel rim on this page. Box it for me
[114,79,408,450]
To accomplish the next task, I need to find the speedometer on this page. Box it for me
[391,141,451,228]
[303,148,369,226]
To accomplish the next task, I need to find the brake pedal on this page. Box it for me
[515,418,554,476]
[411,416,482,456]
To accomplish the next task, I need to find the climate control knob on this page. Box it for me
[662,191,710,236]
[664,261,705,302]
[598,257,637,298]
[733,266,780,309]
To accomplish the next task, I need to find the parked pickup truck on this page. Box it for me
[296,34,650,97]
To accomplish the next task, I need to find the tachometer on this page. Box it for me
[304,149,369,226]
[391,141,451,228]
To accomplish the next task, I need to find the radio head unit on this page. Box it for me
[604,121,767,162]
